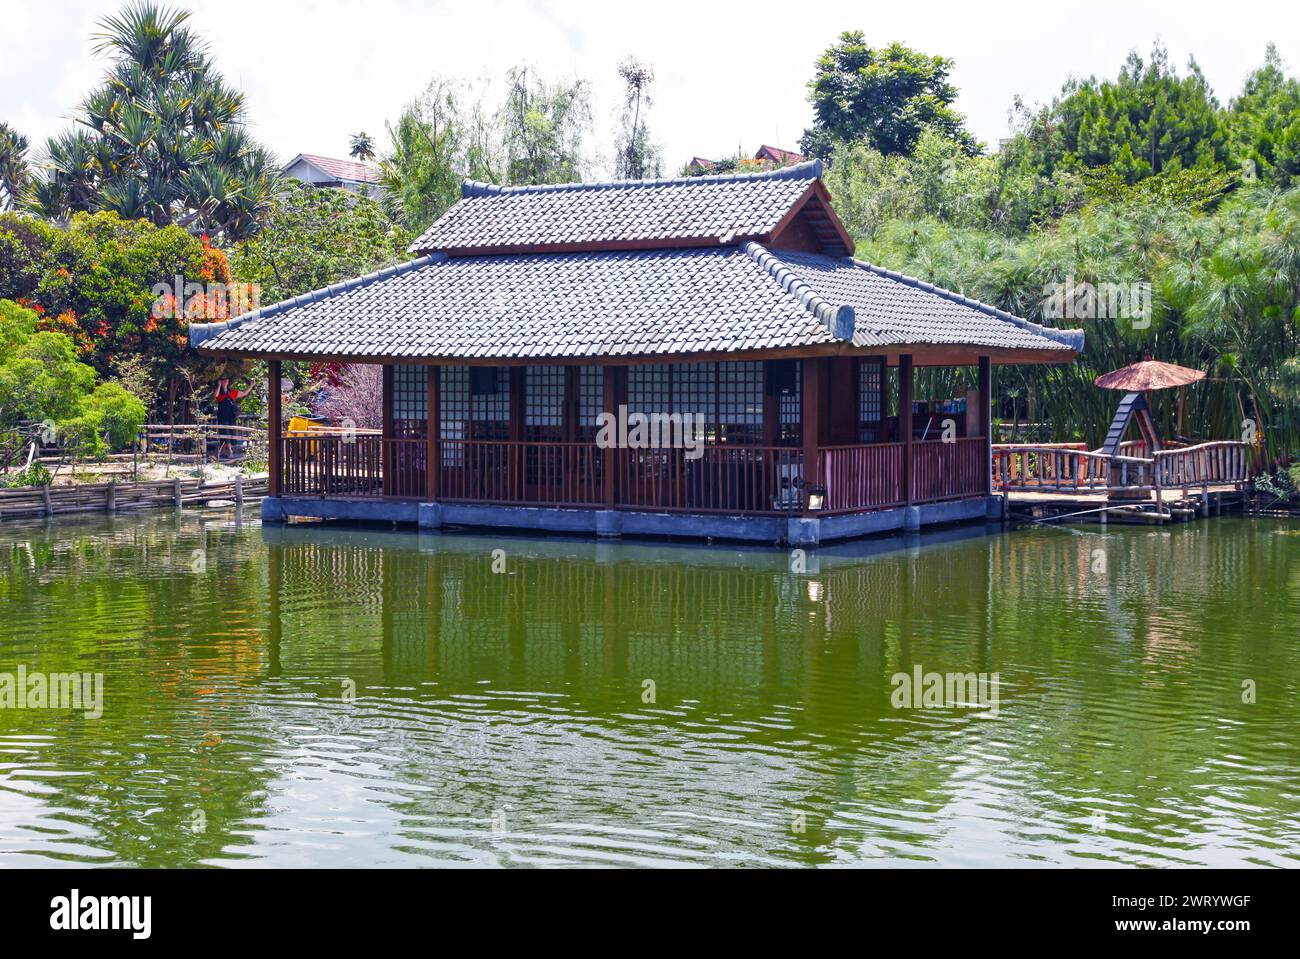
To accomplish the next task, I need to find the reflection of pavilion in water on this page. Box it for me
[259,518,1283,710]
[260,523,1009,860]
[262,523,1005,716]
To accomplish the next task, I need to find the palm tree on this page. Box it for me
[28,1,280,240]
[349,132,376,162]
[0,122,29,211]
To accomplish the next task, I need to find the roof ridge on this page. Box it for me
[846,256,1085,352]
[743,241,854,341]
[189,254,446,348]
[461,159,822,199]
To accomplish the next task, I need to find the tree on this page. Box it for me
[501,66,590,185]
[380,78,497,233]
[1011,45,1228,183]
[350,132,376,162]
[27,2,280,242]
[0,299,147,461]
[230,181,411,306]
[801,32,980,160]
[1227,44,1300,187]
[315,364,383,429]
[0,209,234,423]
[0,122,29,212]
[614,57,662,180]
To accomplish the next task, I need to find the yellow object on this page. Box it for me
[286,416,315,436]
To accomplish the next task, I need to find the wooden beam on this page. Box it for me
[978,355,992,496]
[762,362,779,447]
[426,365,440,501]
[382,364,394,497]
[564,365,579,443]
[602,366,618,508]
[900,354,914,506]
[267,359,282,497]
[509,366,525,443]
[802,357,822,513]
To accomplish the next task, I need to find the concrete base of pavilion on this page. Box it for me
[261,495,1005,547]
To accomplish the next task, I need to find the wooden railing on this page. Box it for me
[616,445,804,514]
[440,440,604,507]
[282,435,384,497]
[1153,441,1250,489]
[279,436,1004,515]
[820,443,904,512]
[912,437,988,504]
[992,441,1249,494]
[384,439,429,499]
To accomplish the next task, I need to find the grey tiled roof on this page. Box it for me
[769,249,1085,353]
[408,161,822,255]
[194,246,840,360]
[192,243,1081,360]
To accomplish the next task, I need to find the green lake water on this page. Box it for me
[0,510,1297,868]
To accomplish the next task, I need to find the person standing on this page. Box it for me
[214,379,251,460]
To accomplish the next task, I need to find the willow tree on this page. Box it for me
[380,77,500,234]
[501,66,591,186]
[27,2,279,242]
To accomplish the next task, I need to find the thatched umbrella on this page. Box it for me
[1094,359,1206,392]
[1095,358,1206,437]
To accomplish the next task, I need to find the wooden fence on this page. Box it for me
[0,476,268,521]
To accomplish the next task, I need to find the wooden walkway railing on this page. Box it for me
[992,441,1250,495]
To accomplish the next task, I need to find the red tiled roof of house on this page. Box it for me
[288,154,381,184]
[755,145,805,165]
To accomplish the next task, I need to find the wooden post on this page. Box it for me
[801,357,822,512]
[509,367,525,442]
[564,366,579,444]
[235,473,244,506]
[106,480,116,514]
[426,365,440,500]
[602,365,617,508]
[978,355,992,496]
[900,354,914,506]
[173,476,183,510]
[382,365,395,497]
[268,360,282,497]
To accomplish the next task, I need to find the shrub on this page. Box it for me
[2,461,51,488]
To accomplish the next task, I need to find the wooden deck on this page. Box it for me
[992,440,1252,525]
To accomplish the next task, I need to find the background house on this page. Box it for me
[282,153,383,199]
[686,145,806,176]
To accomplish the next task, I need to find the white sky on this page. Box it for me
[3,0,1298,176]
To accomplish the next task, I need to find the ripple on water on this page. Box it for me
[1,514,1298,866]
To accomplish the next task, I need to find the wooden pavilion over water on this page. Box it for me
[192,161,1084,545]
